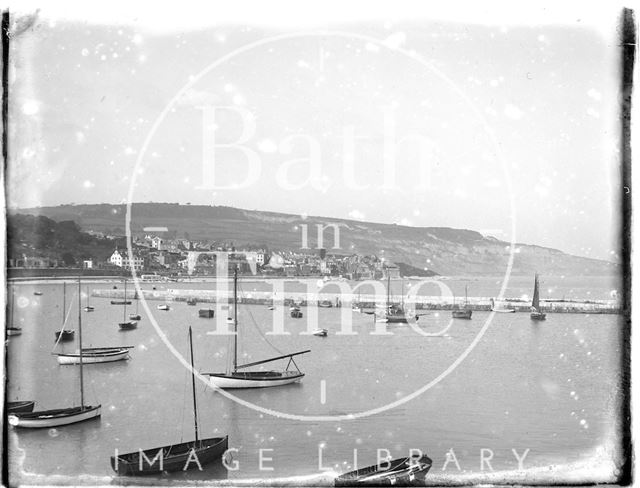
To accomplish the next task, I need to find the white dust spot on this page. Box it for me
[504,104,523,120]
[257,139,278,154]
[587,88,602,101]
[348,209,365,220]
[22,100,40,115]
[383,32,406,49]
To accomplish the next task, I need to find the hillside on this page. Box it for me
[12,203,619,276]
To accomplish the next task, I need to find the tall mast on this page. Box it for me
[62,282,66,326]
[465,285,468,306]
[78,277,85,408]
[188,326,199,444]
[386,272,390,310]
[123,279,127,321]
[233,268,238,373]
[10,285,14,326]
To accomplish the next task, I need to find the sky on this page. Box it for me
[6,1,625,261]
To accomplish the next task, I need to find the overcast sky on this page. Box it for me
[7,2,624,261]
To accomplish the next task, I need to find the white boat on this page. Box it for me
[205,269,310,389]
[312,328,328,337]
[56,347,132,364]
[157,304,170,311]
[10,278,101,428]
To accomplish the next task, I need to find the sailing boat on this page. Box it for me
[7,286,22,336]
[9,279,101,428]
[84,286,95,312]
[375,274,414,323]
[55,282,75,342]
[119,280,138,330]
[452,285,473,319]
[111,327,228,475]
[530,273,547,321]
[129,289,142,321]
[205,269,310,389]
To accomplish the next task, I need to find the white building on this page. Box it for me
[109,249,145,271]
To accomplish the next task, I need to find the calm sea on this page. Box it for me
[7,277,625,485]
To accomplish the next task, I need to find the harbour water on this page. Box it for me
[7,278,625,485]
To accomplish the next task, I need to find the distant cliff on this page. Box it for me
[13,203,619,276]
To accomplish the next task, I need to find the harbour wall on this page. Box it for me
[92,289,621,314]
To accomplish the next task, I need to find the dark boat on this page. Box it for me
[530,273,547,321]
[290,306,303,318]
[119,321,138,330]
[111,327,228,475]
[111,300,132,305]
[376,276,416,324]
[118,280,139,329]
[8,401,35,413]
[335,455,432,486]
[199,308,215,318]
[33,291,43,296]
[187,298,197,306]
[55,330,75,341]
[452,285,473,319]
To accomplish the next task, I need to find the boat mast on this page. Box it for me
[233,267,238,373]
[62,281,66,326]
[78,277,85,409]
[188,326,199,444]
[386,272,390,311]
[465,285,468,307]
[123,279,127,321]
[10,285,14,326]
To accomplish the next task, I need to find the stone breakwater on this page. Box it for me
[93,289,620,314]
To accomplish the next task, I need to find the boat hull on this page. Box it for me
[84,306,95,312]
[492,309,516,313]
[56,349,130,364]
[7,328,22,336]
[129,314,142,321]
[207,371,304,389]
[530,312,547,320]
[8,405,101,428]
[119,321,138,330]
[452,309,473,319]
[335,455,432,486]
[312,329,328,337]
[111,436,228,476]
[8,401,35,413]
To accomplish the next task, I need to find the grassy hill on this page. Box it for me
[12,203,619,276]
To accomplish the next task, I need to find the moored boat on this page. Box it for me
[186,298,197,306]
[10,278,101,428]
[199,308,215,318]
[7,327,22,336]
[452,285,473,319]
[335,454,433,486]
[530,274,547,321]
[119,321,138,330]
[312,328,328,337]
[490,298,516,313]
[205,269,310,389]
[157,304,170,311]
[111,327,228,475]
[33,291,43,296]
[55,346,132,364]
